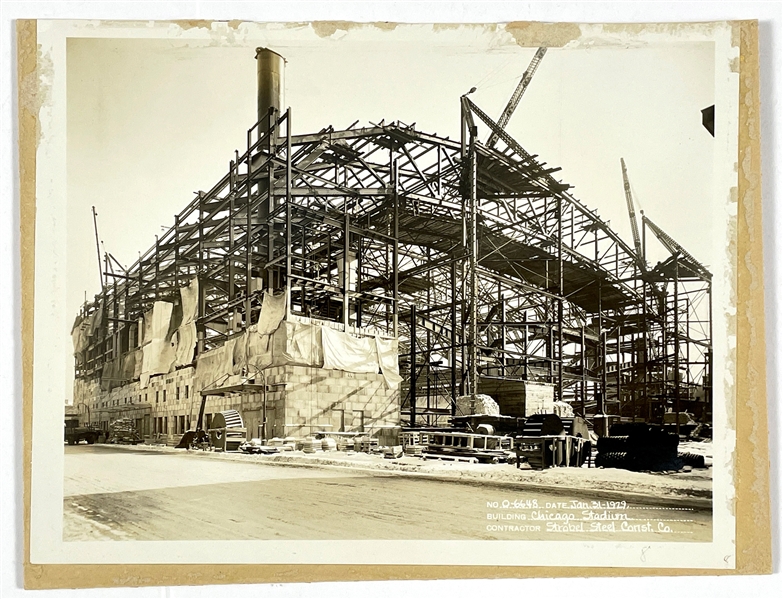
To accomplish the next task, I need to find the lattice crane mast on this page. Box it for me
[486,47,547,148]
[620,158,645,269]
[642,213,710,279]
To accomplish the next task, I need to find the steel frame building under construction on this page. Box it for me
[71,48,712,442]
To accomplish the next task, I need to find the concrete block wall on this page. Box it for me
[74,367,200,435]
[74,358,400,444]
[276,365,399,438]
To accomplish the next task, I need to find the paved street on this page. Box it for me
[64,445,712,542]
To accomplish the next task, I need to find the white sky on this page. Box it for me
[66,25,716,399]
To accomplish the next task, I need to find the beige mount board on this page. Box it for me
[18,18,769,588]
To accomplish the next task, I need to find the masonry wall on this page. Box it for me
[74,364,399,444]
[277,365,398,438]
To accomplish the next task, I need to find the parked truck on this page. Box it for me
[64,418,101,445]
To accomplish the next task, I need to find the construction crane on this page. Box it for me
[620,158,645,268]
[486,47,547,148]
[642,213,711,279]
[91,206,104,291]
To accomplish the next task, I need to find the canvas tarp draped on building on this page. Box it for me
[257,290,287,335]
[196,290,400,390]
[71,302,104,356]
[322,326,380,374]
[193,336,239,392]
[321,326,401,390]
[109,286,399,392]
[174,277,199,367]
[140,301,176,389]
[375,336,403,390]
[234,291,287,374]
[100,349,140,392]
[278,321,324,367]
[134,278,199,388]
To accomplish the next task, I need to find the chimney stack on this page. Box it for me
[255,47,285,129]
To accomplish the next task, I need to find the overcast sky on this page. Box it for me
[65,25,715,398]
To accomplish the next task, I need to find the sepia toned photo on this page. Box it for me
[23,18,749,573]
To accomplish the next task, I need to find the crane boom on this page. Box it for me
[91,206,104,291]
[642,214,711,278]
[486,47,547,148]
[620,158,644,265]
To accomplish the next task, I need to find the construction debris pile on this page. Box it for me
[107,418,141,445]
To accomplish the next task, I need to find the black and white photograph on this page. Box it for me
[25,17,743,571]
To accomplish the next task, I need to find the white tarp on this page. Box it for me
[71,316,89,354]
[88,303,104,338]
[256,291,286,335]
[279,321,323,367]
[173,323,197,367]
[139,301,176,389]
[227,291,287,375]
[141,305,155,345]
[174,278,199,367]
[244,326,274,371]
[321,326,380,374]
[232,331,248,375]
[180,277,199,321]
[71,304,102,355]
[193,337,238,392]
[133,347,143,379]
[375,336,402,390]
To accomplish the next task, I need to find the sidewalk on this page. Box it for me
[103,441,713,509]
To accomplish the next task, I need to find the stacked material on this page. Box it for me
[336,438,354,451]
[265,438,295,451]
[239,439,279,454]
[353,436,378,453]
[401,431,420,447]
[377,427,401,447]
[108,418,140,444]
[403,445,425,457]
[595,423,680,471]
[301,437,319,454]
[321,437,337,451]
[382,446,404,459]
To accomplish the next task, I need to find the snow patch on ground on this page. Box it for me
[104,442,712,503]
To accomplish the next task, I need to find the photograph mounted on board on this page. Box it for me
[22,18,763,575]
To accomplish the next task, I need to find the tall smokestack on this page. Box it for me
[255,47,285,129]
